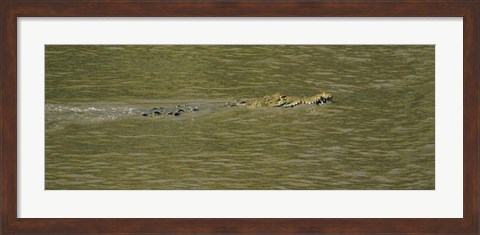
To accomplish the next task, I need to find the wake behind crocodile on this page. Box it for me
[45,92,333,130]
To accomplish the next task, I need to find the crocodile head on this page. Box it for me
[303,92,333,105]
[274,92,333,107]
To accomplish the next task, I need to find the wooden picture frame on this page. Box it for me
[1,0,478,234]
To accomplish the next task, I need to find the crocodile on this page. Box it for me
[232,92,333,108]
[141,92,332,118]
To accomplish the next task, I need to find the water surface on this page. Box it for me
[45,45,435,190]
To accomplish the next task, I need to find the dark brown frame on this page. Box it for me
[1,0,478,234]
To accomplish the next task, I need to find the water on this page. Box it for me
[45,45,434,190]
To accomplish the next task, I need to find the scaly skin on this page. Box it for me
[142,92,333,117]
[236,92,333,108]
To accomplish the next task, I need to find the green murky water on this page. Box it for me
[45,45,434,190]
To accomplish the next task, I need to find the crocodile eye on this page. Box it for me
[280,95,287,99]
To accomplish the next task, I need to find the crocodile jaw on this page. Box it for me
[307,92,333,105]
[307,96,333,105]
